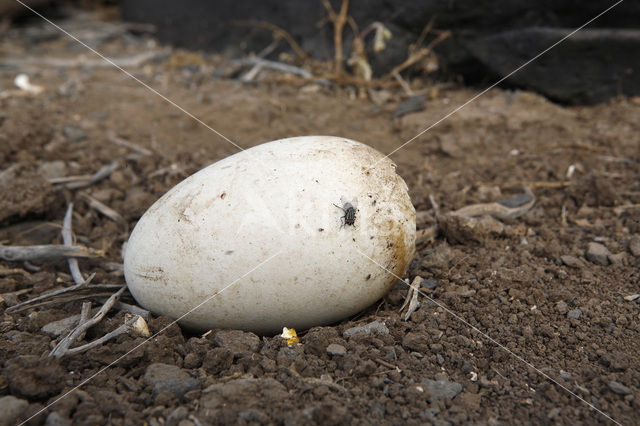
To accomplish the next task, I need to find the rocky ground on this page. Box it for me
[0,9,639,426]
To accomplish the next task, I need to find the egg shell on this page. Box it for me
[124,136,415,334]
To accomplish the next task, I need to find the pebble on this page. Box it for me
[343,320,389,339]
[629,236,640,257]
[421,379,463,403]
[608,381,632,395]
[560,255,585,269]
[560,371,572,381]
[45,412,71,426]
[0,395,28,425]
[326,343,346,356]
[143,363,200,399]
[423,279,439,290]
[213,329,261,356]
[63,125,87,142]
[585,242,610,266]
[567,309,582,320]
[38,161,68,180]
[555,301,568,314]
[166,406,189,426]
[392,95,426,119]
[607,252,625,265]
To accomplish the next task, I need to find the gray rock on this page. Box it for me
[423,279,439,290]
[144,363,200,399]
[421,379,463,403]
[0,395,28,426]
[560,371,572,381]
[567,309,582,320]
[629,236,640,257]
[608,381,632,395]
[63,125,87,142]
[585,242,610,265]
[326,343,346,356]
[560,255,585,269]
[393,95,426,119]
[213,329,261,356]
[608,252,625,265]
[45,412,71,426]
[41,314,83,336]
[166,406,189,426]
[343,320,389,339]
[555,301,568,314]
[38,161,67,180]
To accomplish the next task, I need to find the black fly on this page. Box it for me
[333,202,356,228]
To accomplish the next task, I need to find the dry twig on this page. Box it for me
[50,286,126,358]
[0,244,99,261]
[79,192,124,222]
[6,273,96,313]
[62,203,84,285]
[322,0,350,76]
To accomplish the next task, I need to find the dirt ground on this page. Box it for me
[1,9,639,426]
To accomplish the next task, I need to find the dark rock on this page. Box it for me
[0,396,28,425]
[143,363,200,399]
[202,348,234,374]
[402,332,428,353]
[343,321,389,339]
[560,255,585,269]
[421,379,463,402]
[5,355,65,399]
[555,301,568,314]
[629,236,640,257]
[608,381,632,395]
[326,343,346,356]
[470,28,640,104]
[567,309,582,320]
[423,279,439,290]
[45,412,71,426]
[213,329,261,356]
[392,95,426,119]
[63,125,87,142]
[585,242,610,265]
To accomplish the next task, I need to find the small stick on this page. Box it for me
[65,316,137,356]
[47,175,93,184]
[429,194,439,227]
[0,244,99,261]
[79,192,124,222]
[322,0,350,76]
[76,301,92,341]
[62,204,84,285]
[233,57,313,79]
[107,134,153,156]
[6,273,96,312]
[65,161,118,189]
[50,286,126,358]
[0,267,31,278]
[393,72,414,96]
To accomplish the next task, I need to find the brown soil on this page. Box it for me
[1,10,639,426]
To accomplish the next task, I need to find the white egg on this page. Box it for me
[124,136,415,334]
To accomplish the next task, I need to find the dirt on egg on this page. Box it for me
[0,10,639,426]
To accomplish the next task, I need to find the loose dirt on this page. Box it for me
[0,10,638,426]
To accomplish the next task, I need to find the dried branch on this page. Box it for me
[64,161,119,189]
[50,286,126,358]
[6,273,96,313]
[0,244,99,261]
[322,0,350,76]
[79,192,124,222]
[64,316,138,356]
[107,134,153,156]
[233,57,313,79]
[384,30,450,80]
[62,203,84,285]
[232,20,308,60]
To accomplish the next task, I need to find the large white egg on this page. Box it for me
[124,136,415,334]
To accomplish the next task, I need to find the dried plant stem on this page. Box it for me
[62,203,84,285]
[50,286,126,358]
[322,0,350,76]
[0,244,98,261]
[65,316,137,356]
[6,273,96,312]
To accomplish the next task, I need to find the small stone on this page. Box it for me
[143,363,200,399]
[555,301,568,314]
[402,332,429,353]
[608,252,625,265]
[423,279,439,290]
[166,406,189,426]
[608,381,632,395]
[421,379,463,402]
[183,353,201,369]
[585,242,610,266]
[410,352,423,358]
[430,343,443,353]
[63,125,87,142]
[213,329,261,356]
[343,320,389,339]
[41,314,82,336]
[567,309,582,320]
[326,343,346,356]
[560,255,585,269]
[0,396,28,425]
[45,412,71,426]
[629,236,640,257]
[560,371,572,381]
[392,95,426,119]
[38,161,67,180]
[436,354,445,365]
